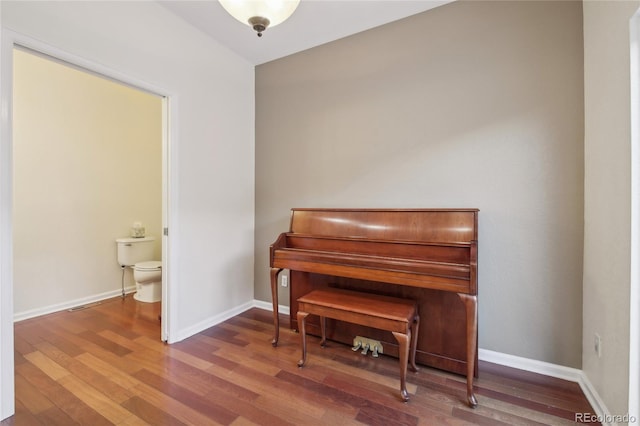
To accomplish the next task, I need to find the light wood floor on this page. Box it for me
[2,295,597,425]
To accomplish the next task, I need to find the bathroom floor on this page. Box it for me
[120,293,162,325]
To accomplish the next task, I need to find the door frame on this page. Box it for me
[0,29,178,419]
[629,7,640,420]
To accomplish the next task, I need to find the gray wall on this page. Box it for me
[583,0,640,416]
[255,1,584,367]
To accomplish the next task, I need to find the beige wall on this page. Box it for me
[255,1,585,368]
[13,48,162,315]
[583,0,640,417]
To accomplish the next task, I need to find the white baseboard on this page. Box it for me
[478,348,583,381]
[252,299,290,316]
[13,286,137,322]
[479,349,610,424]
[576,372,615,426]
[172,300,256,343]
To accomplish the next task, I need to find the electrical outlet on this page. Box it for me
[281,275,288,287]
[594,333,602,358]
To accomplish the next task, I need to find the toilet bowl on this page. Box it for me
[133,260,162,303]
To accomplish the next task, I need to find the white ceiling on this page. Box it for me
[159,0,453,65]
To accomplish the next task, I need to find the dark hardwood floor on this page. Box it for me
[2,295,598,425]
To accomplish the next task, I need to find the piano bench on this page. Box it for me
[296,288,419,402]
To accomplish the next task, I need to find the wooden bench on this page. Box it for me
[296,288,419,402]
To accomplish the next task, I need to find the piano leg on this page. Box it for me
[409,313,420,373]
[297,311,309,367]
[270,268,283,347]
[458,293,478,408]
[392,330,411,402]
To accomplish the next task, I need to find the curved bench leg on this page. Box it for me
[392,331,411,402]
[297,311,309,367]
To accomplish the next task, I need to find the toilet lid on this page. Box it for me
[134,261,162,271]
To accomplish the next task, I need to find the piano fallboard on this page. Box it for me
[272,234,474,293]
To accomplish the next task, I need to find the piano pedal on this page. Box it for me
[353,336,384,357]
[371,345,379,358]
[361,343,370,355]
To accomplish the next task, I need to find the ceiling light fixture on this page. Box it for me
[219,0,300,37]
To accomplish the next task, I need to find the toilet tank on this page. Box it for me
[116,236,156,266]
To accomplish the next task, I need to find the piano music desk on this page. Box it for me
[296,288,419,402]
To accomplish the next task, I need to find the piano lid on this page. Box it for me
[289,208,478,243]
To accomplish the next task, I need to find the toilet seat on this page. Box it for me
[134,260,162,271]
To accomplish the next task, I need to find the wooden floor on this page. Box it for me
[2,295,598,425]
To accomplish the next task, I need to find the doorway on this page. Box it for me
[0,35,174,419]
[12,47,165,325]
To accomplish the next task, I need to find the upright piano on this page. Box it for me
[269,208,479,407]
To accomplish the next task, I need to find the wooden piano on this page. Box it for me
[269,208,479,407]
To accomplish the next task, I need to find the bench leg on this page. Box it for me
[409,314,419,373]
[392,331,411,402]
[297,311,309,367]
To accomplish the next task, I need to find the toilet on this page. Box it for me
[116,236,162,303]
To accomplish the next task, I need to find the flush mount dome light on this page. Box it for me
[219,0,300,37]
